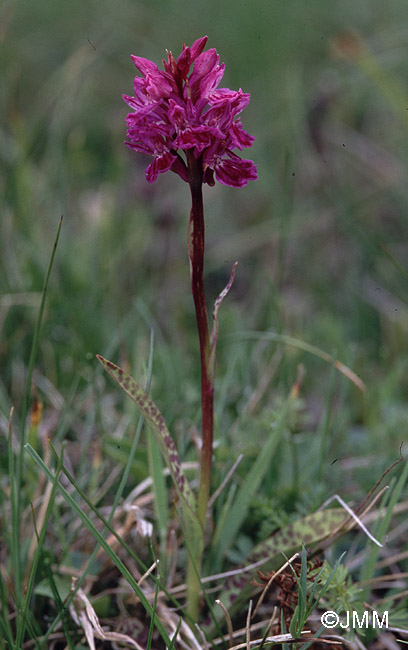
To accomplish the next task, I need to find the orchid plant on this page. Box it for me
[98,36,257,623]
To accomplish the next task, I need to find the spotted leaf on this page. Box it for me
[211,508,347,631]
[96,356,202,545]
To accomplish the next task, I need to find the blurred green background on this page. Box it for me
[1,0,408,493]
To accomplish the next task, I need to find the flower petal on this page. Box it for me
[214,152,258,187]
[145,150,177,183]
[189,36,208,61]
[131,55,159,75]
[228,120,256,150]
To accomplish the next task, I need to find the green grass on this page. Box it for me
[1,0,408,647]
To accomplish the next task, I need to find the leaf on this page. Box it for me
[34,576,71,602]
[96,356,203,557]
[212,508,347,631]
[97,356,195,511]
[248,508,347,564]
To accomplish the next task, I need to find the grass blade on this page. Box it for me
[13,216,63,604]
[213,387,296,563]
[25,443,173,647]
[145,333,169,562]
[359,458,408,598]
[233,330,366,392]
[15,449,64,648]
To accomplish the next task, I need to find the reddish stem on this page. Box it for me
[186,150,213,527]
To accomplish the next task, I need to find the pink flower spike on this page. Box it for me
[124,37,256,188]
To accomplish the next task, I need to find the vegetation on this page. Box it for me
[1,1,408,648]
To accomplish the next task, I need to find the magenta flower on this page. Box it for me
[123,36,257,187]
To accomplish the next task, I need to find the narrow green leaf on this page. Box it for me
[14,216,63,605]
[36,337,155,647]
[214,392,293,562]
[297,545,308,629]
[298,625,325,650]
[305,551,346,619]
[15,450,63,648]
[25,443,173,648]
[289,605,299,640]
[147,561,161,650]
[360,459,408,598]
[281,610,290,650]
[42,562,76,650]
[147,432,168,548]
[167,618,182,650]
